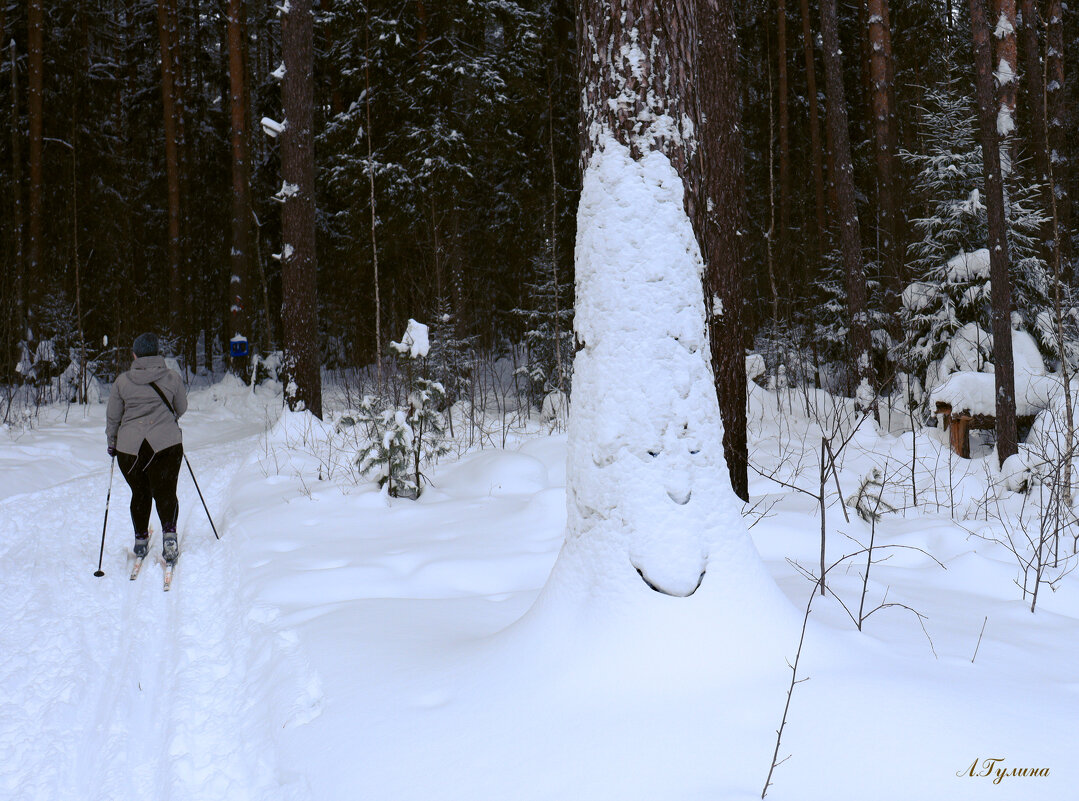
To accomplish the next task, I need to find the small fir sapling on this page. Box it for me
[427,297,473,408]
[339,320,450,498]
[512,248,573,405]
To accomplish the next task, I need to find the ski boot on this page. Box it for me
[133,532,150,558]
[162,524,179,564]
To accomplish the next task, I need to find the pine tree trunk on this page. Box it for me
[280,0,323,418]
[577,0,699,210]
[1046,0,1071,271]
[27,0,44,329]
[228,0,251,372]
[777,0,791,287]
[819,0,873,394]
[866,0,902,308]
[10,39,25,334]
[971,0,1019,465]
[699,0,749,502]
[798,0,827,270]
[993,0,1018,175]
[157,0,185,337]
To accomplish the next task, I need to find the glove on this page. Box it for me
[107,446,117,457]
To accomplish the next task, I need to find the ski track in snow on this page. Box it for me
[0,423,312,801]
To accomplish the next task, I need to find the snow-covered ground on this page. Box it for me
[2,378,1078,800]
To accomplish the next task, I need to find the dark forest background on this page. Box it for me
[1,0,1077,402]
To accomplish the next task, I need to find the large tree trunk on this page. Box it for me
[280,0,323,418]
[577,0,699,209]
[27,0,44,330]
[157,0,185,337]
[228,0,252,372]
[971,0,1019,465]
[798,0,827,273]
[571,0,740,598]
[819,0,873,394]
[699,0,749,502]
[866,0,902,310]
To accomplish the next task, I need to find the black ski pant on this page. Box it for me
[117,440,183,535]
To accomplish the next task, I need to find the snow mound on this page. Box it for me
[930,329,1051,417]
[432,449,549,497]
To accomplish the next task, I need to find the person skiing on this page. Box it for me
[105,333,188,564]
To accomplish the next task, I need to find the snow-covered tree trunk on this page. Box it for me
[280,0,323,418]
[867,0,902,305]
[156,0,185,335]
[228,0,251,372]
[561,0,755,599]
[27,0,43,329]
[698,0,749,502]
[993,0,1018,175]
[971,0,1019,465]
[819,0,873,394]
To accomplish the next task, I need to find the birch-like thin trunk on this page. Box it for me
[27,0,44,328]
[365,9,382,390]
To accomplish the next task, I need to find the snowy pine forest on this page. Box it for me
[3,0,1079,799]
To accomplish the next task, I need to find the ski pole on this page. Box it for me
[184,455,219,540]
[94,456,116,577]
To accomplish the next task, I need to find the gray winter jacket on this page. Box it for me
[106,356,188,455]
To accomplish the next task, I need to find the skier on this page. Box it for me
[105,333,188,564]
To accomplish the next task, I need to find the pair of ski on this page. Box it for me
[130,553,177,591]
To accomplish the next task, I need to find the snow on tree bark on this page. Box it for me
[280,0,322,418]
[971,0,1019,465]
[819,0,874,393]
[698,0,749,502]
[993,0,1018,173]
[563,0,758,598]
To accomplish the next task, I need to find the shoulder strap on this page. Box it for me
[148,381,178,419]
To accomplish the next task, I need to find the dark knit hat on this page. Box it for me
[132,332,159,357]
